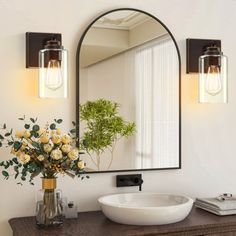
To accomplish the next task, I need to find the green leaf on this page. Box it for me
[24,124,30,129]
[8,141,14,146]
[30,131,39,138]
[50,123,56,130]
[3,124,6,129]
[32,125,40,132]
[30,118,37,123]
[5,133,11,137]
[70,129,76,134]
[2,171,9,177]
[21,176,26,181]
[56,119,63,124]
[14,141,22,150]
[32,141,40,149]
[12,158,19,164]
[0,134,4,140]
[0,142,2,148]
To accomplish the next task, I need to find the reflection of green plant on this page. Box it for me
[80,99,135,170]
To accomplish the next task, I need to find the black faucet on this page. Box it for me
[116,174,143,191]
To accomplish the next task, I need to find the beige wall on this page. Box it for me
[0,0,236,235]
[129,18,167,47]
[81,17,167,67]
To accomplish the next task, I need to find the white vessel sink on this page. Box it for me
[98,193,193,225]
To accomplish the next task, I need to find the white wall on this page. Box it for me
[81,52,135,171]
[0,0,236,235]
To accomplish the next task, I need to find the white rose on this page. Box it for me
[43,143,53,153]
[19,153,31,164]
[77,160,85,169]
[37,155,45,161]
[61,134,72,144]
[61,144,72,154]
[52,134,61,145]
[40,134,49,144]
[68,149,79,161]
[51,149,63,160]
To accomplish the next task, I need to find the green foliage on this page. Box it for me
[80,99,135,169]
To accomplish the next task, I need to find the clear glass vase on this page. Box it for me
[35,178,64,227]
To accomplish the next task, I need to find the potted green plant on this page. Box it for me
[80,99,136,171]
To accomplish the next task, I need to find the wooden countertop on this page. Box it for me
[9,206,236,236]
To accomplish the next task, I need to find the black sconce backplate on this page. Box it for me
[186,38,221,73]
[26,32,61,68]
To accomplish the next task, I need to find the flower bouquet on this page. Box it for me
[0,116,85,227]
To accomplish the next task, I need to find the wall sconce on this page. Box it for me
[26,32,68,98]
[186,38,228,103]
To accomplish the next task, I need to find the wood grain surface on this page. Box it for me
[9,206,236,236]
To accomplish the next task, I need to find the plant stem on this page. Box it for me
[87,151,98,169]
[107,140,117,170]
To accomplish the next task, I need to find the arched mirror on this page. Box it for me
[76,9,181,173]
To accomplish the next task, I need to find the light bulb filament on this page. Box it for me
[46,60,63,90]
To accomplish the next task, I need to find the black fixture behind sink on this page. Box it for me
[116,174,143,191]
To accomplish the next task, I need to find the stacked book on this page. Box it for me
[195,197,236,216]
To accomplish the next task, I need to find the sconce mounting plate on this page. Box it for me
[186,38,221,73]
[26,32,62,68]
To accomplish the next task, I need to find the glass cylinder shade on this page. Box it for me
[199,49,227,103]
[39,47,68,98]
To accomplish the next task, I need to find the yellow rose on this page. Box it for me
[11,148,17,155]
[51,149,63,160]
[15,150,23,157]
[61,134,72,144]
[61,144,72,154]
[19,153,30,164]
[52,134,61,144]
[23,130,31,139]
[77,160,84,169]
[51,130,57,135]
[40,134,49,144]
[68,149,79,161]
[15,130,24,138]
[37,155,45,161]
[56,128,61,135]
[20,144,27,151]
[43,143,53,153]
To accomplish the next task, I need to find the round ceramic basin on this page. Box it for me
[98,193,193,225]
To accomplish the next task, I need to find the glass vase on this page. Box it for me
[35,178,64,227]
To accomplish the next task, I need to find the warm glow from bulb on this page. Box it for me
[205,65,222,96]
[45,60,63,90]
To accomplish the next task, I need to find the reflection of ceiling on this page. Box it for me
[94,11,150,30]
[80,11,168,67]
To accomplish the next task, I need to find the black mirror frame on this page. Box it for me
[76,8,181,174]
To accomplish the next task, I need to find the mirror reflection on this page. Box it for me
[78,10,180,172]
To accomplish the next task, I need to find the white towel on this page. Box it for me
[195,202,236,216]
[196,198,236,211]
